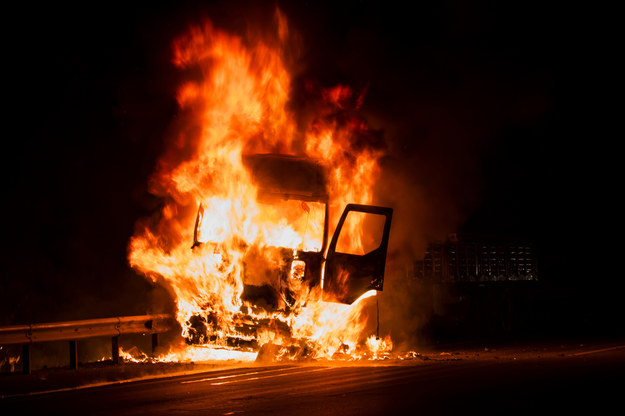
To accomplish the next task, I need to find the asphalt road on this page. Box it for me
[2,343,624,415]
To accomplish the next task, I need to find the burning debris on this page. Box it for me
[128,10,393,361]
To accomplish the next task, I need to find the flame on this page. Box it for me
[128,10,389,361]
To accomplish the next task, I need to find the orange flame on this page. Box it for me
[128,10,390,361]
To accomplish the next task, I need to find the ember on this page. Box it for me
[128,9,393,361]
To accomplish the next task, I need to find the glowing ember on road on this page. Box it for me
[128,9,392,361]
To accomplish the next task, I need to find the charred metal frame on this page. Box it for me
[191,153,394,310]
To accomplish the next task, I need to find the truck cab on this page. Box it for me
[193,153,393,311]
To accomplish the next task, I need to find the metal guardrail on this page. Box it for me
[0,314,175,374]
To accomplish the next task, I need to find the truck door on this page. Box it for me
[323,204,393,304]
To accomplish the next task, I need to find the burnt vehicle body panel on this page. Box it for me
[242,153,330,203]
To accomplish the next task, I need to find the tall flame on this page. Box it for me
[129,10,388,360]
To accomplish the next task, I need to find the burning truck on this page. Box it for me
[188,153,392,353]
[131,153,394,360]
[128,14,395,360]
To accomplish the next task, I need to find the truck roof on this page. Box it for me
[242,153,329,202]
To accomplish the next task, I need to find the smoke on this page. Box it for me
[2,1,562,355]
[120,3,521,349]
[361,105,491,348]
[280,0,557,347]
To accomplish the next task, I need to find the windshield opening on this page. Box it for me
[256,198,326,252]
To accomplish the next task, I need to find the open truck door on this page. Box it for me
[323,204,393,304]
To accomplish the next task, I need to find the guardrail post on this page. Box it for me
[69,340,78,369]
[152,333,159,352]
[112,335,119,364]
[22,344,31,375]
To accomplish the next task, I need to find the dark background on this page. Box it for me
[1,1,616,333]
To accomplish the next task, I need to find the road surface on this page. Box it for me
[2,342,624,415]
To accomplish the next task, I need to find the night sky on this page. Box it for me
[1,1,613,326]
